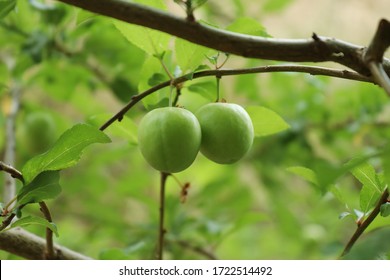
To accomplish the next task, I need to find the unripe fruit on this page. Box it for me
[24,112,56,154]
[196,103,254,164]
[137,107,201,173]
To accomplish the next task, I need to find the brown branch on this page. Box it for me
[363,19,390,96]
[56,0,390,76]
[0,213,16,231]
[39,202,55,259]
[175,239,218,260]
[0,228,91,260]
[156,172,169,260]
[367,62,390,95]
[0,162,24,184]
[340,187,389,258]
[100,64,371,131]
[363,19,390,64]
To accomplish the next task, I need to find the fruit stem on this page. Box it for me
[156,172,169,260]
[215,75,221,102]
[169,85,174,107]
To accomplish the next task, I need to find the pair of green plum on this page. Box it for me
[138,103,254,173]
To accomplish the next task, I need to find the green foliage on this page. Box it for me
[22,124,111,184]
[0,0,16,19]
[227,17,270,37]
[1,0,390,261]
[175,38,211,73]
[8,216,59,237]
[286,166,319,186]
[246,106,290,137]
[17,171,61,206]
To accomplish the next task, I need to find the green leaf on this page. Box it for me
[381,202,390,217]
[286,166,319,186]
[17,171,61,206]
[138,57,170,110]
[263,0,293,12]
[360,184,381,215]
[246,106,290,137]
[0,0,16,19]
[175,38,211,73]
[22,124,111,184]
[226,17,270,37]
[8,216,59,237]
[187,80,216,101]
[114,20,169,55]
[148,73,167,86]
[347,158,384,213]
[113,0,169,56]
[87,114,138,145]
[350,159,382,193]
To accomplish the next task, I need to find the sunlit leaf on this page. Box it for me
[227,17,270,37]
[8,216,59,237]
[347,158,384,214]
[339,212,352,220]
[360,184,381,215]
[138,57,170,109]
[88,114,138,145]
[22,124,111,184]
[0,0,16,19]
[246,106,290,137]
[350,159,382,193]
[113,1,169,57]
[17,171,61,205]
[286,166,318,186]
[175,38,211,73]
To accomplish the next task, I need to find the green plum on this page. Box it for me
[137,107,201,173]
[196,103,254,164]
[24,112,56,154]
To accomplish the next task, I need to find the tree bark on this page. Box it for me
[56,0,390,76]
[0,228,91,260]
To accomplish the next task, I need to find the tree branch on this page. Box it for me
[340,187,390,258]
[156,172,169,260]
[363,19,390,95]
[56,0,390,76]
[99,64,372,131]
[0,162,24,184]
[0,228,91,260]
[39,202,55,259]
[367,62,390,95]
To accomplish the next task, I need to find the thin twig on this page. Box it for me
[363,19,390,95]
[0,162,24,183]
[0,213,16,231]
[156,172,169,260]
[367,62,390,96]
[39,201,56,259]
[175,239,218,260]
[0,204,26,231]
[340,187,389,258]
[99,64,372,131]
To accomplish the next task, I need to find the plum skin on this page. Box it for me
[196,103,254,164]
[137,107,201,173]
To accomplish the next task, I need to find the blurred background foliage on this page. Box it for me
[1,0,390,260]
